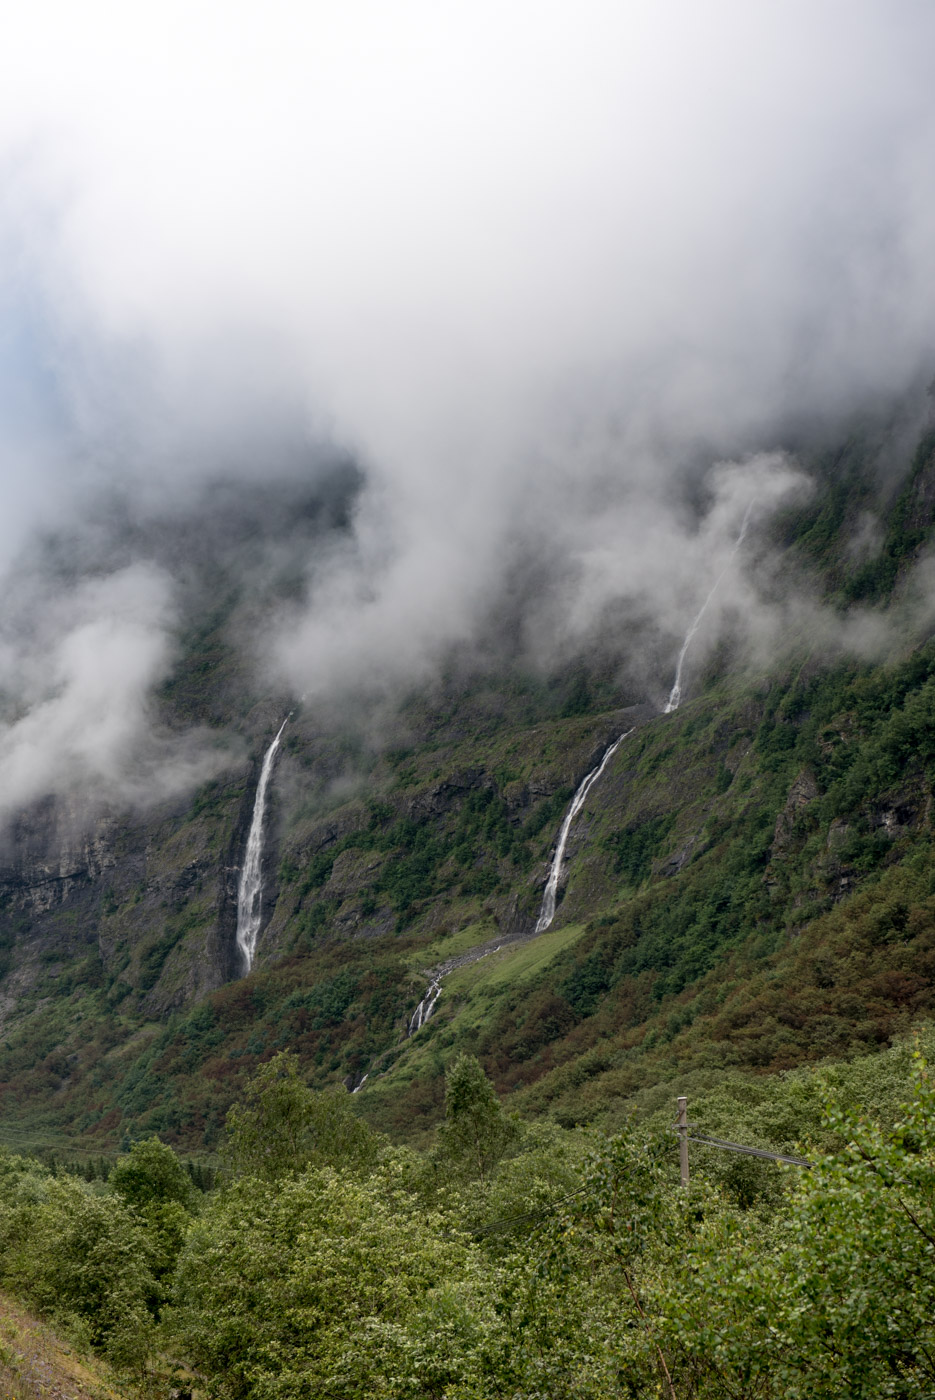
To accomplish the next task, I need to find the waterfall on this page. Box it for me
[533,507,754,932]
[404,943,502,1044]
[235,715,290,974]
[664,502,754,713]
[408,978,442,1035]
[362,507,758,1061]
[534,729,634,934]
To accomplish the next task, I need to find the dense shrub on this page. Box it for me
[2,1046,935,1395]
[0,1161,155,1369]
[170,1168,494,1400]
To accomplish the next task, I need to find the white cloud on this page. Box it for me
[0,1,933,758]
[0,564,227,820]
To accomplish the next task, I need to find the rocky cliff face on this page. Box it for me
[0,464,367,1032]
[0,683,634,1033]
[0,768,256,1027]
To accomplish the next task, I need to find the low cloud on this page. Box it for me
[0,3,934,800]
[0,564,229,823]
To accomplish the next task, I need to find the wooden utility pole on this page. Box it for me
[677,1095,689,1187]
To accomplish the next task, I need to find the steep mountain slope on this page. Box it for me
[0,418,934,1154]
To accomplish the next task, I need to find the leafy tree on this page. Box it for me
[224,1050,379,1180]
[546,1124,681,1398]
[459,1124,684,1399]
[169,1166,498,1400]
[0,1170,155,1371]
[110,1136,196,1302]
[110,1135,195,1212]
[433,1053,520,1182]
[663,1056,935,1398]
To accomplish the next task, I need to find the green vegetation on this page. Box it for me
[0,1155,155,1371]
[0,1046,933,1396]
[4,418,935,1393]
[6,627,935,1152]
[224,1050,380,1179]
[285,780,573,930]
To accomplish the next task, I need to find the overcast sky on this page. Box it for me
[4,2,935,472]
[2,1,935,806]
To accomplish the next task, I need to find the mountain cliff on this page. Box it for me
[1,418,935,1155]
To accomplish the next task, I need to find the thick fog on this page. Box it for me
[2,1,935,812]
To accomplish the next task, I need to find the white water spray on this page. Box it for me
[235,715,289,974]
[664,503,754,713]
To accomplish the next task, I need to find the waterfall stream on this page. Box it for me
[664,502,753,713]
[408,979,443,1035]
[532,506,754,935]
[235,715,289,974]
[533,729,634,934]
[401,512,755,1038]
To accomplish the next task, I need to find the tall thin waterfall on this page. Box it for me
[235,716,289,974]
[534,729,634,934]
[664,503,753,713]
[356,509,758,1067]
[534,507,754,933]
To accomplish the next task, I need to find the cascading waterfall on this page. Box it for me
[371,507,757,1056]
[408,978,442,1035]
[405,942,503,1041]
[533,506,754,933]
[235,715,290,974]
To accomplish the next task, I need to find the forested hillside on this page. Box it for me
[0,418,933,1159]
[0,1038,932,1398]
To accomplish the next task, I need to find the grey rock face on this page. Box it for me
[0,771,256,1026]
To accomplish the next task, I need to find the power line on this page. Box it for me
[469,1186,589,1237]
[460,1100,815,1239]
[674,1095,813,1185]
[686,1133,812,1168]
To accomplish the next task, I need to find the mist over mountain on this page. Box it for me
[8,12,935,1395]
[3,1,935,1174]
[1,3,935,821]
